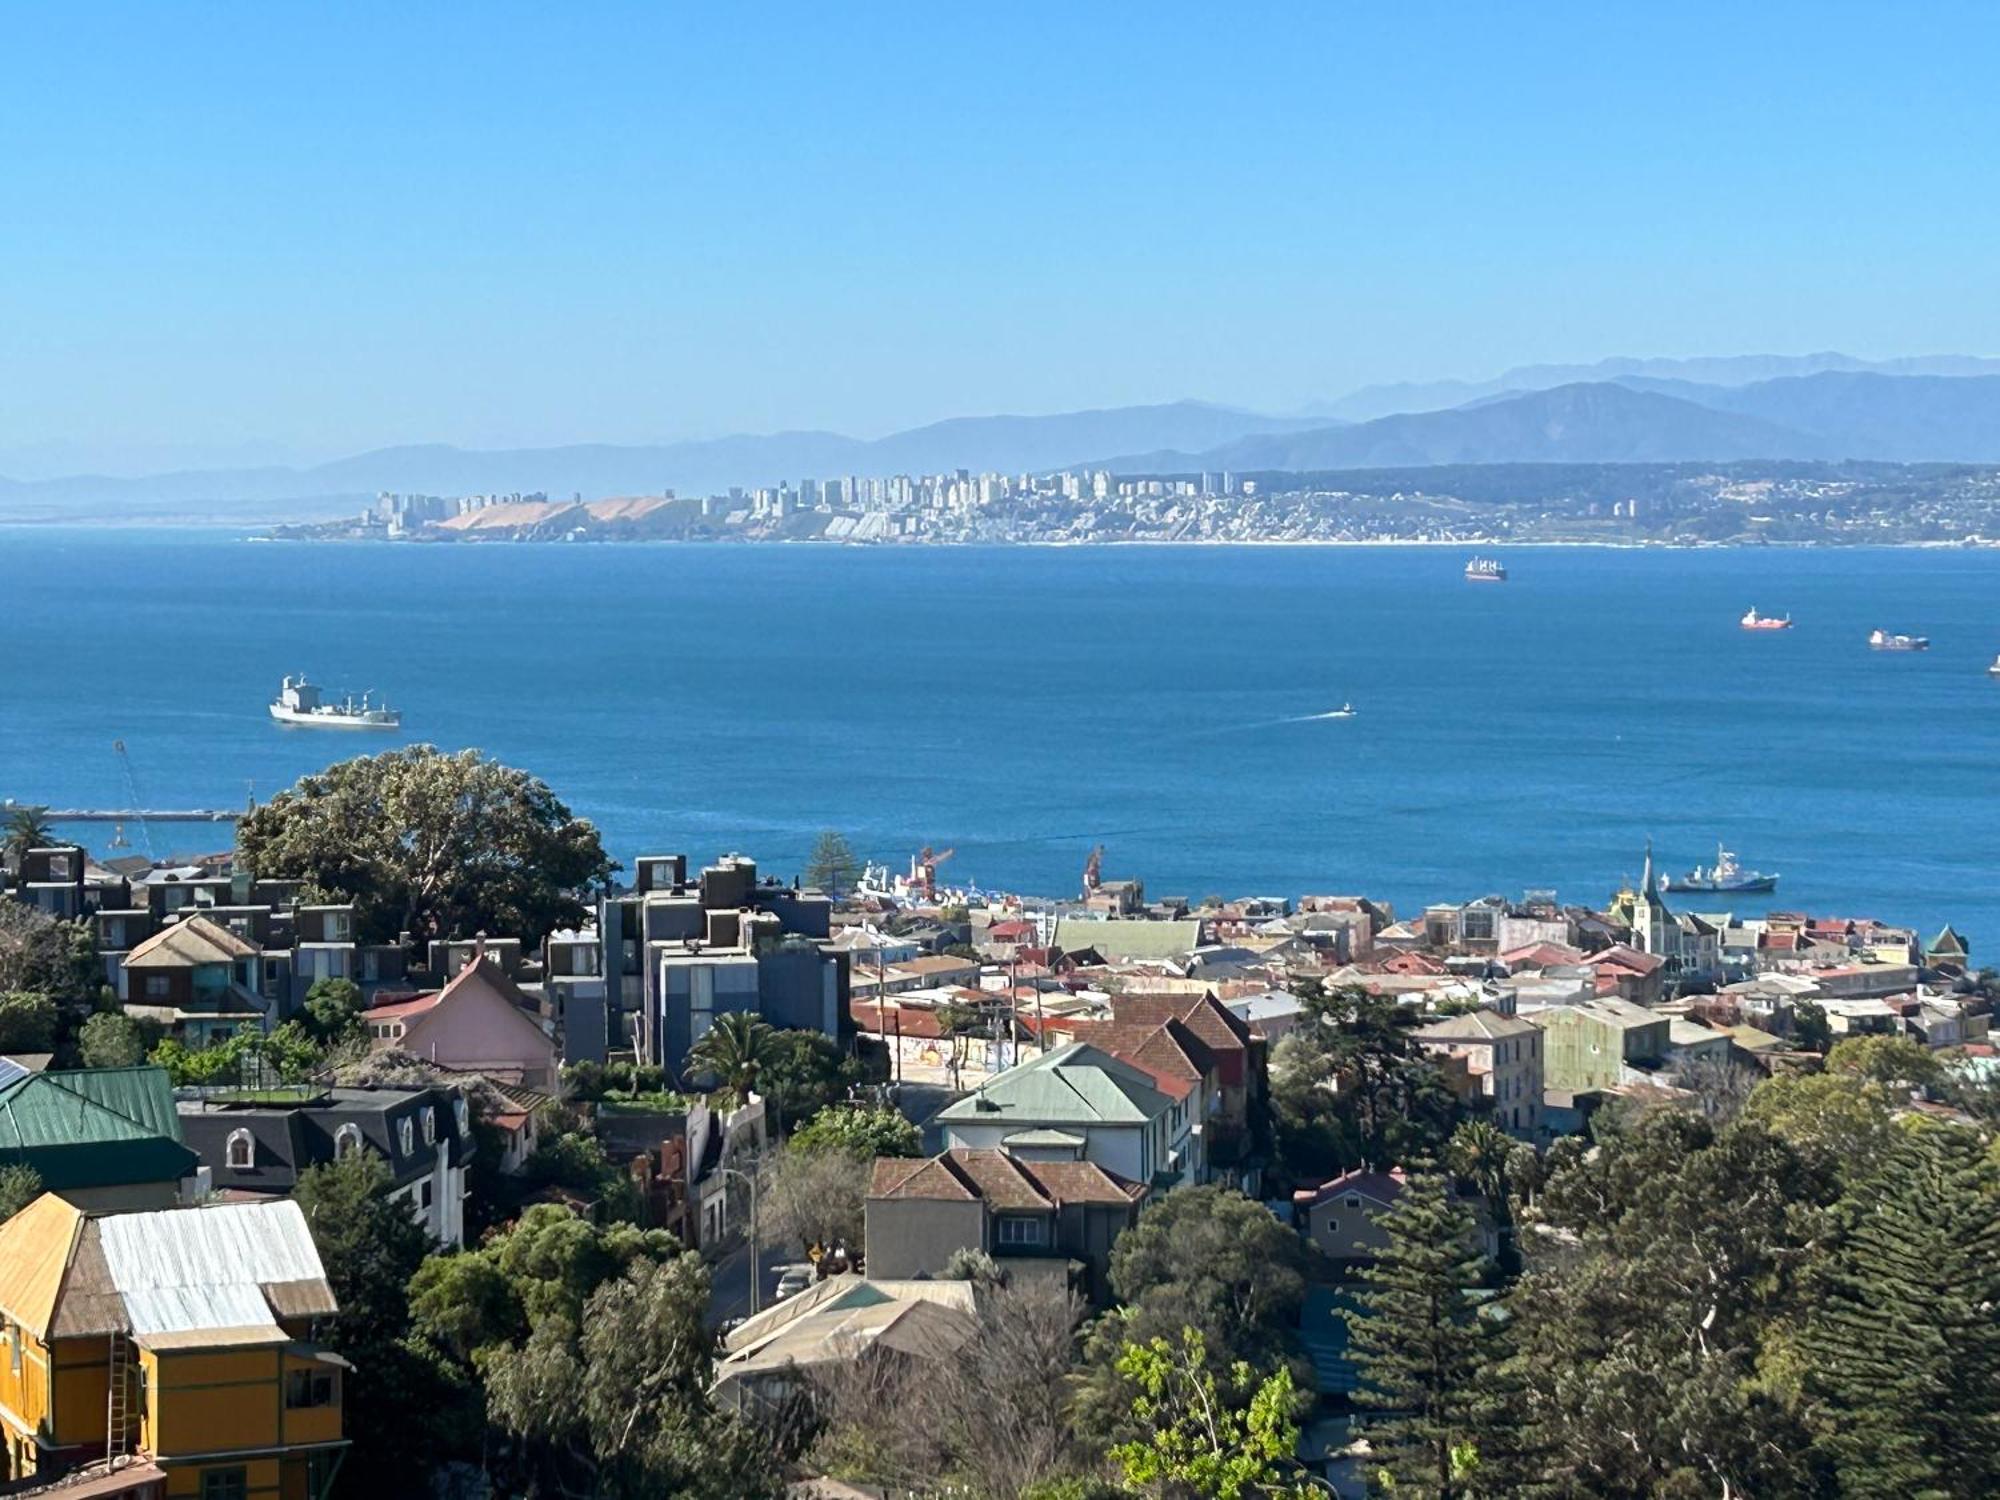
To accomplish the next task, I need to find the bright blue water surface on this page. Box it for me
[3,531,1996,945]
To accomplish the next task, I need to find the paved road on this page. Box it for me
[706,1236,790,1328]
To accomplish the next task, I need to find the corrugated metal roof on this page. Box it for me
[0,1068,199,1190]
[95,1199,329,1337]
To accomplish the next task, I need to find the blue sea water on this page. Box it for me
[2,530,1997,947]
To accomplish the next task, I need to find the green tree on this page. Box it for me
[2,807,55,873]
[1269,983,1459,1182]
[0,991,58,1053]
[790,1102,920,1158]
[302,976,366,1045]
[1824,1034,1943,1090]
[1106,1327,1303,1500]
[1446,1118,1520,1273]
[684,1010,780,1103]
[1107,1187,1310,1372]
[1800,1124,2000,1498]
[803,829,862,897]
[760,1028,865,1128]
[1792,998,1833,1054]
[1742,1069,1897,1185]
[757,1141,871,1258]
[1346,1164,1515,1499]
[0,1164,42,1223]
[292,1153,447,1495]
[235,746,614,947]
[483,1255,782,1499]
[77,1011,148,1068]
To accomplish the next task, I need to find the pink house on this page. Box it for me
[364,957,559,1089]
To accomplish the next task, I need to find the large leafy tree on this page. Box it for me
[77,1011,149,1067]
[0,1165,42,1223]
[685,1010,780,1102]
[1346,1163,1519,1498]
[790,1102,919,1158]
[236,746,613,947]
[0,902,98,1009]
[1106,1328,1303,1500]
[1269,982,1460,1183]
[482,1254,782,1499]
[1799,1123,2000,1498]
[759,1028,866,1128]
[0,991,57,1052]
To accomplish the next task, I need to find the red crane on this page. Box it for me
[1082,844,1104,894]
[913,845,956,901]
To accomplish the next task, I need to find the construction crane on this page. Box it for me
[1082,844,1104,894]
[111,741,156,861]
[912,845,955,902]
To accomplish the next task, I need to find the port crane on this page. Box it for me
[1082,844,1104,895]
[111,741,156,860]
[912,845,955,901]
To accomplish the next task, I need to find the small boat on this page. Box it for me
[1868,629,1929,652]
[1988,654,2000,677]
[1664,844,1779,894]
[1464,556,1507,583]
[1321,703,1357,720]
[1740,607,1792,631]
[269,675,402,729]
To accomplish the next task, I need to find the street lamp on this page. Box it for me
[718,1165,761,1315]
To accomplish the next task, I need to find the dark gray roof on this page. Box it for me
[177,1084,472,1193]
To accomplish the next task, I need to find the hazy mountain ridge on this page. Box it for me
[1112,382,1845,472]
[0,401,1321,520]
[1313,352,2000,422]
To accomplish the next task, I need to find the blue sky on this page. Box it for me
[2,2,1997,470]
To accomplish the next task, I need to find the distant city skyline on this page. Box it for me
[5,2,1999,471]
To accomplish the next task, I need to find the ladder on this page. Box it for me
[105,1334,132,1466]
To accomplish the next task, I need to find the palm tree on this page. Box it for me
[2,807,55,877]
[684,1011,780,1105]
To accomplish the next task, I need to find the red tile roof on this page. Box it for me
[868,1148,1143,1209]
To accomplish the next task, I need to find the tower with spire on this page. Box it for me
[1628,838,1677,962]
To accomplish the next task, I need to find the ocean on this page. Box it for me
[3,530,1997,948]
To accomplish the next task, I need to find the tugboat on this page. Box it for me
[1464,556,1507,583]
[1868,629,1930,652]
[1664,843,1779,895]
[268,675,402,729]
[1739,607,1792,631]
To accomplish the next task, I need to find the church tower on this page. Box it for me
[1629,839,1677,962]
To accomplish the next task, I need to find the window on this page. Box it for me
[334,1124,363,1159]
[201,1468,249,1500]
[454,1098,470,1137]
[422,1110,437,1146]
[419,1181,432,1210]
[397,1119,415,1156]
[285,1370,336,1409]
[1345,1196,1362,1209]
[995,1215,1047,1247]
[145,975,171,999]
[328,912,352,942]
[225,1129,254,1170]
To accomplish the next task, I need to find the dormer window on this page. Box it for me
[422,1111,437,1146]
[453,1098,470,1136]
[335,1123,363,1159]
[225,1129,254,1170]
[398,1119,415,1156]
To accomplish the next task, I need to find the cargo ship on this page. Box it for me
[1664,844,1779,895]
[1464,556,1507,583]
[1868,629,1929,652]
[269,675,402,729]
[1739,607,1792,631]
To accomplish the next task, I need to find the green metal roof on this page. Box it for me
[935,1042,1171,1127]
[1051,917,1204,962]
[0,1066,198,1190]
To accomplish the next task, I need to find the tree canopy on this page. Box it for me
[803,829,862,897]
[236,746,613,947]
[789,1102,920,1158]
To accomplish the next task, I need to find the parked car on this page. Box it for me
[774,1266,813,1302]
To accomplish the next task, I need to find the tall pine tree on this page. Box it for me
[1801,1123,2000,1499]
[1345,1162,1524,1498]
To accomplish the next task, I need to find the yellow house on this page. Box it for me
[0,1193,348,1499]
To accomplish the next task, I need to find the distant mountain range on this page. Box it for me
[1308,352,2000,423]
[0,401,1323,521]
[1114,373,2000,474]
[8,357,2000,522]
